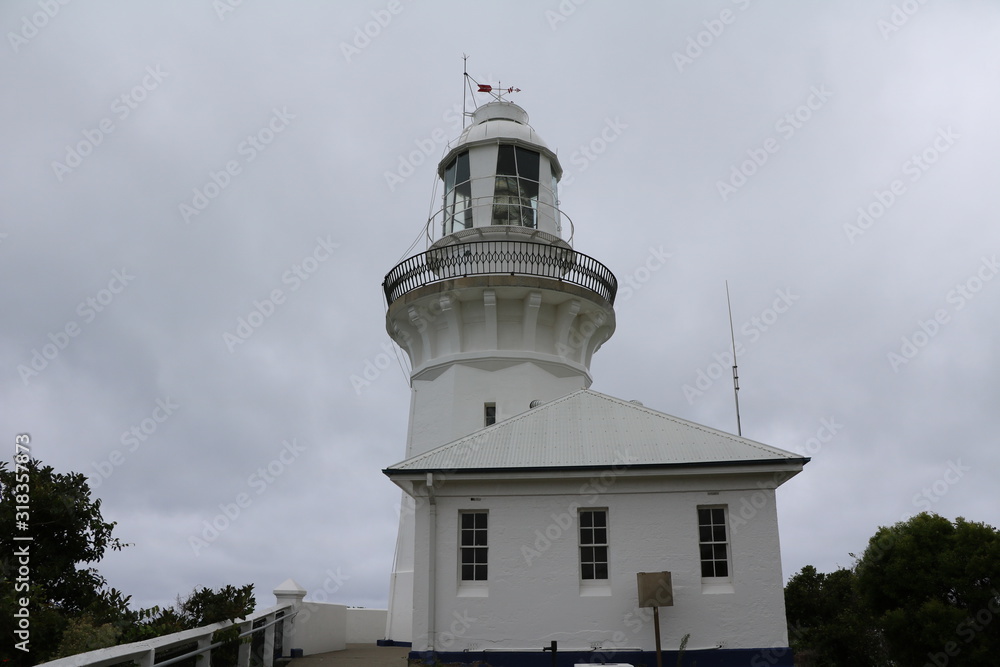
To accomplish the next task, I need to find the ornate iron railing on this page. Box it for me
[383,240,617,306]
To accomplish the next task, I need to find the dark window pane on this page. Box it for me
[496,145,516,175]
[699,526,713,542]
[592,511,607,528]
[462,513,475,529]
[461,532,473,546]
[581,546,594,562]
[715,562,728,577]
[462,564,474,580]
[456,152,469,183]
[515,147,540,182]
[594,546,607,563]
[714,544,727,560]
[713,525,726,541]
[582,563,594,580]
[593,528,607,544]
[700,544,714,560]
[701,561,714,578]
[474,531,486,546]
[698,508,711,525]
[581,512,593,528]
[595,563,608,580]
[475,565,487,580]
[475,513,487,528]
[711,508,725,525]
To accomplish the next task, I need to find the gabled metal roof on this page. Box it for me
[384,389,808,475]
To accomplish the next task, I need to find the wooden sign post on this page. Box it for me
[637,572,674,667]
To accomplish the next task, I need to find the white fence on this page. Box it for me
[37,579,388,666]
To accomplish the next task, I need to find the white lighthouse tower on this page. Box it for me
[382,98,618,642]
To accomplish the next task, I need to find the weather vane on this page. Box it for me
[461,55,521,127]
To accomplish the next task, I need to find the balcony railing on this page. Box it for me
[383,240,617,306]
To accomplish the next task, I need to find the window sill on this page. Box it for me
[701,580,734,594]
[579,581,611,597]
[457,584,488,597]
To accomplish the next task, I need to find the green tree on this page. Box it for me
[1,459,256,665]
[855,513,1000,665]
[784,565,890,666]
[0,458,130,664]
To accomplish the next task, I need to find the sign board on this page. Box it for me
[636,571,673,608]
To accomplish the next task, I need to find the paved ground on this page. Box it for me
[289,643,411,666]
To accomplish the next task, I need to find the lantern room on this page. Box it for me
[432,101,567,246]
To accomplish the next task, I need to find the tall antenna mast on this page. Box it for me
[726,281,742,437]
[462,54,468,130]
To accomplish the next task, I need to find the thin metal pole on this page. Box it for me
[726,280,742,437]
[653,605,663,667]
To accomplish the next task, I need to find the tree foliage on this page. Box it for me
[0,459,255,664]
[855,513,1000,665]
[787,513,1000,666]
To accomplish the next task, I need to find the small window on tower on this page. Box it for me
[484,403,496,426]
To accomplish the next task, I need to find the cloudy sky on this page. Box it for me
[3,1,999,614]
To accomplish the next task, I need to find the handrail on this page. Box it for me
[383,240,617,306]
[424,190,574,246]
[37,603,294,667]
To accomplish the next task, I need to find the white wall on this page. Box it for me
[288,601,346,655]
[347,608,389,644]
[409,470,793,654]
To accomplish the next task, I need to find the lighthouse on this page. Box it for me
[380,94,806,665]
[382,97,618,643]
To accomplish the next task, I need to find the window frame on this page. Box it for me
[578,508,609,581]
[697,505,731,580]
[459,510,488,582]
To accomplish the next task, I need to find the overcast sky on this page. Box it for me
[3,1,999,614]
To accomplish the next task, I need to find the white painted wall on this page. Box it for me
[346,608,389,644]
[288,601,346,655]
[407,470,792,654]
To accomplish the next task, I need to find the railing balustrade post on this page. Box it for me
[238,621,252,667]
[197,636,212,666]
[263,613,276,667]
[139,648,155,667]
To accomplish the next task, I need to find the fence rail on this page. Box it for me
[383,240,617,306]
[38,604,293,667]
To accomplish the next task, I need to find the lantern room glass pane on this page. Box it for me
[492,145,540,229]
[443,152,472,235]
